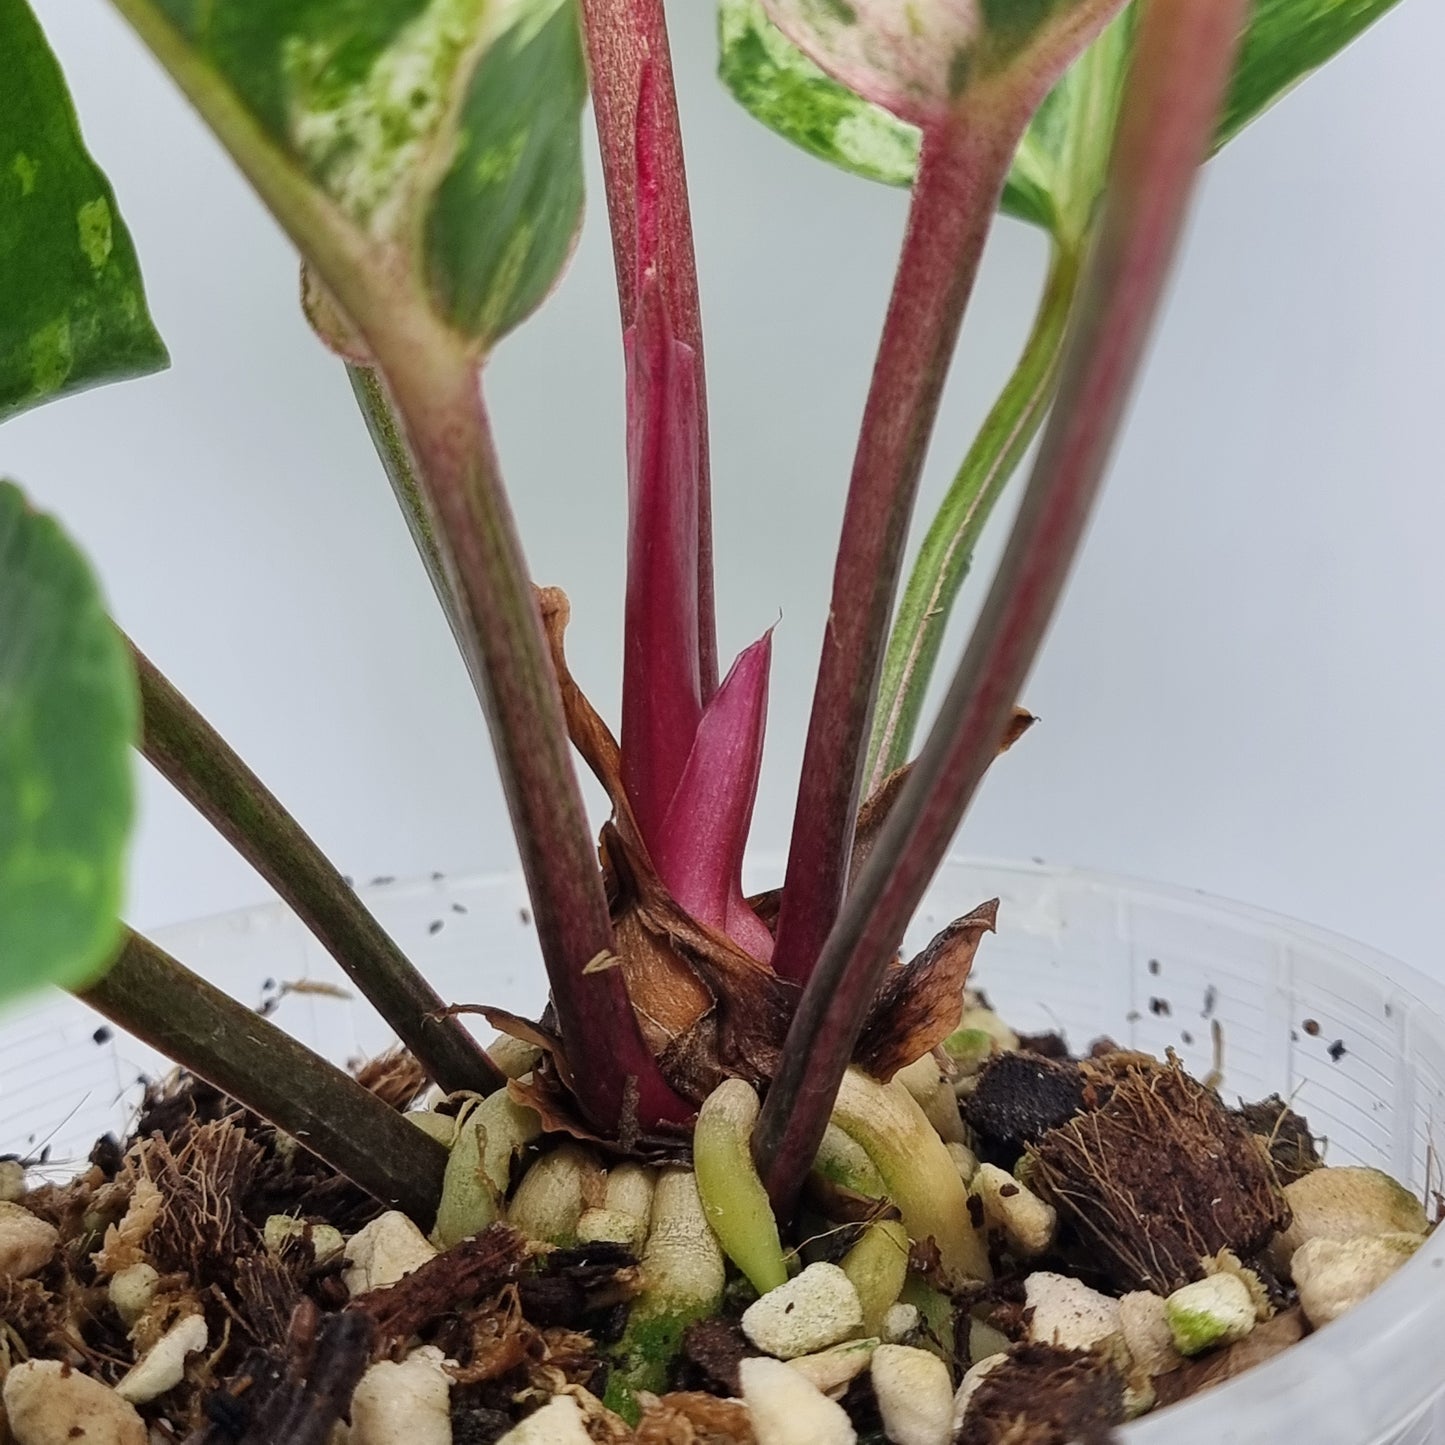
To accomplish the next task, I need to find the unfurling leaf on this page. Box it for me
[621,276,702,845]
[0,480,137,1002]
[125,0,587,354]
[655,633,775,962]
[1,0,167,420]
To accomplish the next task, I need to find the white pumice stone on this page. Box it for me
[787,1338,878,1395]
[946,1143,980,1186]
[349,1346,453,1445]
[1024,1272,1120,1351]
[742,1262,865,1359]
[0,1159,25,1202]
[871,1344,954,1445]
[0,1201,58,1278]
[740,1355,857,1445]
[973,1165,1057,1257]
[1271,1168,1428,1273]
[342,1211,438,1295]
[882,1302,921,1343]
[115,1311,209,1404]
[1292,1233,1424,1328]
[3,1358,148,1445]
[951,1353,1008,1431]
[108,1263,160,1328]
[264,1215,344,1263]
[1117,1291,1182,1376]
[493,1394,593,1444]
[1164,1273,1257,1355]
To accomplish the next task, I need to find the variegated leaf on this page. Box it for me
[726,0,1403,246]
[127,0,587,351]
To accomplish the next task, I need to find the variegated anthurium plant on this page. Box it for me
[0,0,1401,1357]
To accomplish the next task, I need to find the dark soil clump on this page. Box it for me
[1235,1093,1323,1185]
[964,1054,1088,1162]
[1027,1058,1291,1294]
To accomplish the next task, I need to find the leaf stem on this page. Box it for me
[755,0,1250,1216]
[129,641,501,1096]
[865,241,1081,793]
[769,108,1031,986]
[79,931,449,1221]
[373,349,690,1133]
[347,363,460,633]
[577,0,717,695]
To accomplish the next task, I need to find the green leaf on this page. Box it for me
[123,0,587,352]
[0,480,138,1004]
[0,0,168,422]
[1217,0,1404,147]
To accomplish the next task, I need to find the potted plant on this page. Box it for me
[0,0,1432,1442]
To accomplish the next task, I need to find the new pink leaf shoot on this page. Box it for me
[655,631,776,961]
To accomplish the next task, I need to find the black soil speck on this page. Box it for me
[518,908,533,926]
[1202,985,1218,1019]
[370,875,395,887]
[1328,1039,1348,1063]
[452,902,468,914]
[428,920,444,936]
[1181,1031,1194,1046]
[91,1026,113,1045]
[1148,958,1161,976]
[1149,997,1171,1017]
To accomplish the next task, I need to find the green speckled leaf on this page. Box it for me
[717,0,919,188]
[131,0,587,351]
[425,0,585,341]
[0,481,138,1004]
[1218,0,1404,148]
[0,0,168,422]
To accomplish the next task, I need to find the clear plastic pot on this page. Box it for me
[3,858,1443,1442]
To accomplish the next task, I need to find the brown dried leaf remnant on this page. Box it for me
[853,900,997,1080]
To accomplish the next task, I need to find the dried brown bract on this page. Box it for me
[352,1048,430,1112]
[636,1390,756,1444]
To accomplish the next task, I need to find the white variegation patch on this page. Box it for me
[282,0,489,238]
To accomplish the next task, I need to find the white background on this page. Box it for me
[10,2,1445,975]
